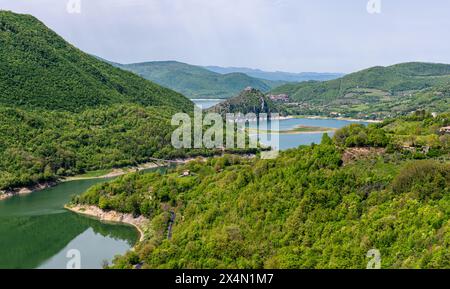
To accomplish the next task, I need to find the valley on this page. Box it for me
[113,61,284,99]
[0,9,449,271]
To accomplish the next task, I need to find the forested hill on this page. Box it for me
[271,62,450,118]
[116,61,284,99]
[0,11,202,191]
[0,11,193,112]
[72,112,450,269]
[208,88,284,116]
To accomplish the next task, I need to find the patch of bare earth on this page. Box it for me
[342,147,386,165]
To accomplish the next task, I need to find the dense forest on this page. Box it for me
[72,112,450,268]
[0,104,224,190]
[0,12,193,112]
[0,11,204,191]
[271,62,450,119]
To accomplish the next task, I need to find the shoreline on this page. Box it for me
[63,161,168,182]
[191,98,226,101]
[65,204,148,243]
[279,129,336,135]
[0,181,57,201]
[295,115,382,123]
[248,125,337,135]
[0,161,172,202]
[0,155,236,202]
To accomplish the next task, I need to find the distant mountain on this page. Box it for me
[0,13,192,112]
[208,87,284,116]
[271,62,450,119]
[204,66,344,82]
[115,61,285,99]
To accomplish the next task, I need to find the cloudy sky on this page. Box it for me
[1,0,449,73]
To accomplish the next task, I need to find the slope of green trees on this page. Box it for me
[0,11,193,112]
[272,62,450,119]
[72,114,450,269]
[0,104,213,190]
[0,11,204,190]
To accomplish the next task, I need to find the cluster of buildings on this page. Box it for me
[268,94,290,102]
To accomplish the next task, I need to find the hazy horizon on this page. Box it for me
[1,0,450,74]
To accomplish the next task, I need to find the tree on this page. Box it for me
[321,133,333,145]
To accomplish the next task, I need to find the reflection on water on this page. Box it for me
[37,216,137,269]
[0,212,137,269]
[0,168,168,269]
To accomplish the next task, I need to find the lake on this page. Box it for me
[0,178,139,269]
[192,99,224,109]
[250,117,370,150]
[191,99,371,150]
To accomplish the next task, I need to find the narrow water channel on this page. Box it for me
[0,169,162,269]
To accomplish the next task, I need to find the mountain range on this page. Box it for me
[205,66,344,82]
[112,61,285,99]
[108,61,344,100]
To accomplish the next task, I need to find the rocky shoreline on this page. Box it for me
[65,204,149,242]
[299,115,382,123]
[0,181,57,201]
[63,161,165,182]
[0,157,226,202]
[0,161,172,202]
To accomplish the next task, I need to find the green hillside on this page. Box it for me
[72,113,450,269]
[0,11,202,191]
[0,11,193,112]
[272,62,450,119]
[118,61,284,99]
[0,105,191,190]
[208,87,285,116]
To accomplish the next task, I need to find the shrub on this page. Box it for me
[391,160,449,200]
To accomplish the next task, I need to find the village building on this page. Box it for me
[268,94,290,102]
[330,112,342,117]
